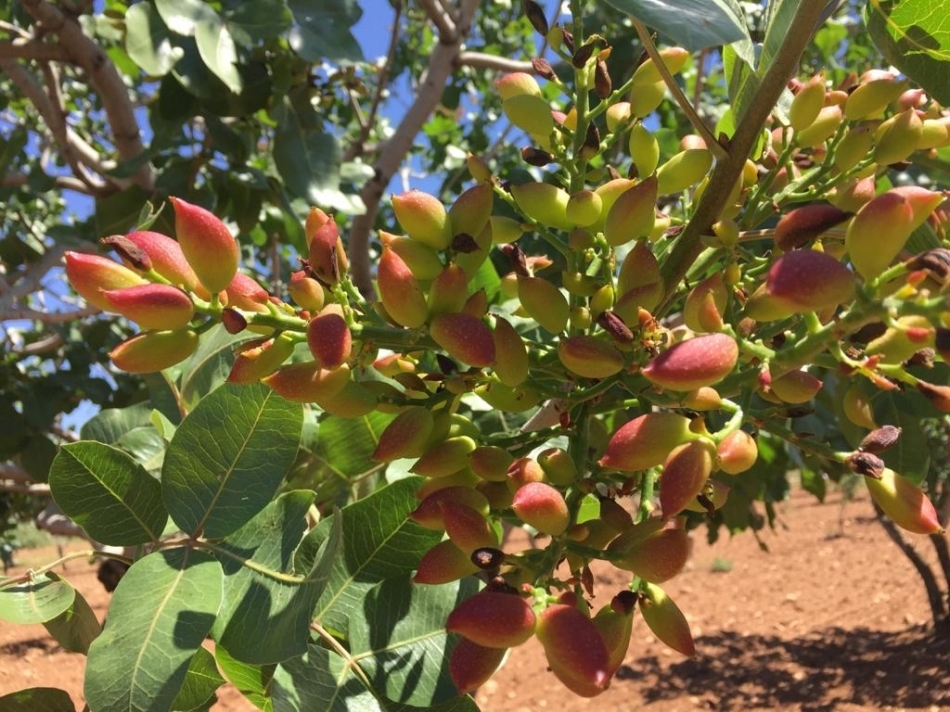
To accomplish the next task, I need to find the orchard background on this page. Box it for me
[2,0,950,711]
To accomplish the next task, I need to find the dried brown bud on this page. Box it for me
[523,0,549,36]
[595,59,612,99]
[452,232,480,254]
[909,248,950,285]
[845,451,885,479]
[221,307,248,334]
[101,235,152,272]
[521,147,554,166]
[471,547,505,570]
[582,123,601,158]
[532,57,556,81]
[596,310,634,343]
[858,425,902,453]
[500,243,529,277]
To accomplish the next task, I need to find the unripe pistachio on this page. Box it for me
[476,480,514,510]
[506,457,545,490]
[605,102,632,132]
[384,233,444,281]
[683,273,727,333]
[228,334,296,384]
[638,583,695,656]
[833,126,874,172]
[714,430,757,476]
[101,284,194,330]
[874,109,924,165]
[414,468,480,501]
[843,384,878,429]
[642,334,738,391]
[470,445,515,482]
[660,439,716,517]
[315,380,377,418]
[429,312,495,368]
[427,265,470,317]
[412,436,478,478]
[629,122,660,176]
[518,276,569,333]
[629,80,667,117]
[656,149,713,195]
[918,119,950,150]
[118,230,200,290]
[866,315,934,363]
[109,328,199,373]
[536,603,611,697]
[495,72,542,100]
[537,447,578,486]
[866,468,943,535]
[307,210,348,286]
[774,204,852,251]
[442,500,498,552]
[262,362,350,404]
[492,316,529,387]
[558,335,625,378]
[449,639,506,695]
[769,368,823,403]
[307,309,351,370]
[788,74,825,131]
[745,249,855,320]
[566,190,603,227]
[489,215,525,245]
[599,413,697,472]
[169,197,238,294]
[64,251,148,310]
[683,386,722,411]
[830,176,877,212]
[592,594,635,676]
[794,105,842,148]
[511,182,573,231]
[844,76,906,121]
[410,486,490,530]
[378,237,428,328]
[889,186,945,230]
[570,306,592,331]
[631,47,689,85]
[846,191,915,280]
[372,407,435,462]
[413,540,479,584]
[452,223,493,278]
[392,190,451,250]
[449,184,494,238]
[603,176,657,246]
[512,481,570,535]
[224,272,269,313]
[288,271,325,311]
[467,152,493,183]
[683,477,731,512]
[445,589,536,649]
[474,381,540,412]
[504,94,556,140]
[609,517,689,582]
[616,241,661,297]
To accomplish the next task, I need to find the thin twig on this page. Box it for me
[457,51,535,73]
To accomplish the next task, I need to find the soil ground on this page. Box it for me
[1,485,948,712]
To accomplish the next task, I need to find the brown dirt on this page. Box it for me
[2,486,948,712]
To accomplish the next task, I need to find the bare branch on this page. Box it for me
[0,480,52,496]
[1,305,101,323]
[0,462,32,483]
[19,0,155,191]
[0,38,67,61]
[418,0,456,39]
[14,332,66,356]
[2,171,94,193]
[348,0,482,294]
[457,52,536,73]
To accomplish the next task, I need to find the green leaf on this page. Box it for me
[80,402,155,444]
[303,478,442,635]
[311,411,393,491]
[213,491,340,664]
[874,391,932,484]
[179,324,249,410]
[867,0,950,104]
[272,102,345,211]
[116,424,166,471]
[215,646,276,711]
[0,688,76,712]
[171,646,226,712]
[50,442,167,546]
[84,548,223,712]
[601,0,748,51]
[95,184,151,236]
[286,0,363,63]
[125,2,183,76]
[195,13,243,93]
[155,0,214,37]
[350,576,477,707]
[0,573,75,624]
[163,383,303,539]
[43,585,101,654]
[272,645,480,712]
[225,0,293,44]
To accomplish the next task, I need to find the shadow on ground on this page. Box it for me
[615,626,950,711]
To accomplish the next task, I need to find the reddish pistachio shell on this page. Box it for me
[449,184,494,237]
[660,440,716,518]
[64,251,148,310]
[511,482,570,535]
[378,239,428,328]
[492,316,529,387]
[592,593,636,676]
[450,638,507,694]
[307,310,352,369]
[410,486,490,530]
[642,334,738,391]
[469,445,515,482]
[101,284,194,330]
[746,250,855,320]
[225,272,270,312]
[683,273,728,333]
[393,190,451,250]
[262,362,350,403]
[866,468,943,535]
[109,329,198,373]
[846,191,915,280]
[558,335,624,379]
[441,500,498,552]
[413,540,479,584]
[372,407,435,462]
[307,210,348,286]
[536,604,611,697]
[599,412,697,472]
[496,72,542,100]
[769,369,823,404]
[447,591,536,648]
[603,176,657,246]
[227,335,295,384]
[506,457,545,489]
[121,230,200,290]
[428,264,470,317]
[412,436,478,478]
[537,448,578,487]
[430,312,496,368]
[170,197,238,293]
[773,204,852,251]
[608,518,689,582]
[638,583,695,656]
[716,430,758,475]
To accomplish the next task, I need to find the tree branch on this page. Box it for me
[0,480,51,496]
[0,462,32,483]
[418,0,457,38]
[1,305,101,323]
[2,171,93,193]
[0,38,67,61]
[348,0,482,295]
[19,0,154,191]
[457,51,536,73]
